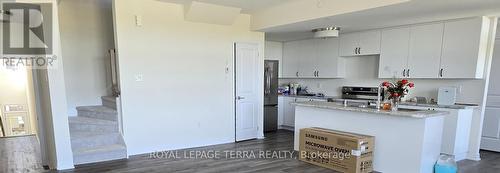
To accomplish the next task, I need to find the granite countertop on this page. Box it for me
[399,102,479,109]
[292,101,449,119]
[279,94,337,100]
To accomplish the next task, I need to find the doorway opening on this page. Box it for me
[0,67,38,138]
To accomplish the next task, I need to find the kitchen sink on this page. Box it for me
[396,108,422,112]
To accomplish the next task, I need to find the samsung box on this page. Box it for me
[299,128,374,173]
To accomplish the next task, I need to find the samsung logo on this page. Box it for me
[305,134,328,141]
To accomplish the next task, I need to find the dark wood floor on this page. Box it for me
[4,130,500,173]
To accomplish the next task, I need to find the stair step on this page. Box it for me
[69,117,118,133]
[73,144,127,165]
[77,106,117,121]
[101,96,117,110]
[70,132,123,150]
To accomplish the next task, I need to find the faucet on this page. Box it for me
[377,82,394,111]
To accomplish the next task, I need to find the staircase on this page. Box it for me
[68,96,126,165]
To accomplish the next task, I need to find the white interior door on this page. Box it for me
[235,43,260,141]
[481,38,500,151]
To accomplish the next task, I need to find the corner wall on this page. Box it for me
[113,0,265,155]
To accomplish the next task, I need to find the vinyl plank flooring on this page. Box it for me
[5,130,500,173]
[0,135,43,173]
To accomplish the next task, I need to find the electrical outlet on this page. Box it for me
[134,74,143,82]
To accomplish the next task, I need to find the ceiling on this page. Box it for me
[158,0,295,14]
[158,0,500,42]
[264,0,500,41]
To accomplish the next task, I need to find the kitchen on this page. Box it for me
[263,16,498,172]
[2,0,500,172]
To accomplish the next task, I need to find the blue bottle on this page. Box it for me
[435,154,458,173]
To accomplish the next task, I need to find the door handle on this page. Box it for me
[236,96,245,100]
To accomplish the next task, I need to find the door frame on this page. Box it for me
[233,42,264,142]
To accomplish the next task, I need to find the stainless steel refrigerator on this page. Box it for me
[264,60,279,132]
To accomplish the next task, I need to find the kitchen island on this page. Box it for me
[293,101,449,173]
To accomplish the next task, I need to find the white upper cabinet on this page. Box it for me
[440,17,490,79]
[340,30,381,56]
[298,39,317,78]
[339,33,360,56]
[377,17,491,79]
[358,30,382,55]
[265,41,283,78]
[379,27,410,78]
[316,38,346,78]
[407,23,444,78]
[282,41,301,78]
[282,38,345,79]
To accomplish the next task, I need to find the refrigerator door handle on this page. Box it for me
[265,67,271,95]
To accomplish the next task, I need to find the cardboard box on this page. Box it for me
[299,127,374,173]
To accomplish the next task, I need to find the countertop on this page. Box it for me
[278,94,336,100]
[292,101,449,119]
[281,94,479,110]
[399,102,479,109]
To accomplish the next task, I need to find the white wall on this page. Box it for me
[113,0,265,155]
[264,41,283,77]
[59,0,114,116]
[0,69,29,108]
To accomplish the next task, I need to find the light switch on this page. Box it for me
[135,15,142,27]
[134,74,143,82]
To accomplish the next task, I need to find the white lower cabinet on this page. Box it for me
[400,105,474,161]
[278,96,327,128]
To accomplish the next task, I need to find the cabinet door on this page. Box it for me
[340,33,360,56]
[358,30,381,55]
[407,23,444,78]
[265,41,283,78]
[282,97,296,127]
[379,27,410,78]
[298,39,317,78]
[316,38,345,78]
[282,41,301,78]
[440,18,488,79]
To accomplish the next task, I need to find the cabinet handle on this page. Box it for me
[358,47,361,54]
[316,71,319,77]
[296,72,299,77]
[403,69,406,77]
[407,69,410,77]
[440,69,444,77]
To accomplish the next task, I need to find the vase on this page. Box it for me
[391,97,400,111]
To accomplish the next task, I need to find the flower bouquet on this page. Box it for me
[381,79,414,111]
